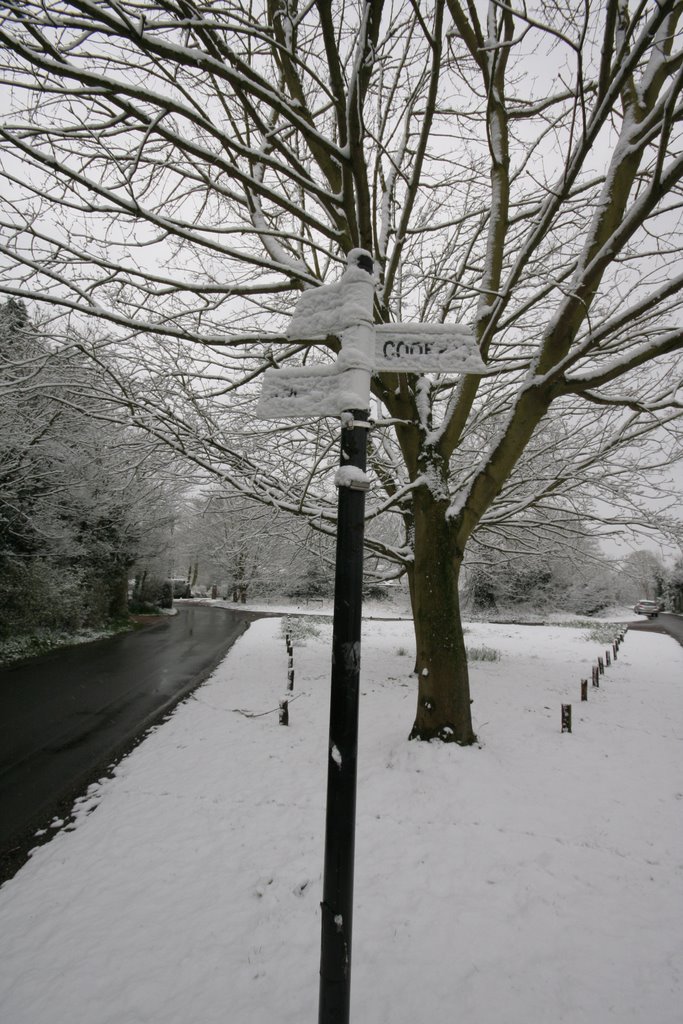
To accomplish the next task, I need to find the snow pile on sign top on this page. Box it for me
[287,261,374,340]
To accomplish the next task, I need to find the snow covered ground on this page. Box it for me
[0,614,681,1024]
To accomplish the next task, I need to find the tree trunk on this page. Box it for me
[107,562,132,622]
[408,489,476,745]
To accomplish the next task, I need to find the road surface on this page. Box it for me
[0,604,254,882]
[626,610,683,647]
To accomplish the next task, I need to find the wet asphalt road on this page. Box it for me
[0,604,255,881]
[626,611,683,647]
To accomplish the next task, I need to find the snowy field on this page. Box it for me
[0,615,681,1024]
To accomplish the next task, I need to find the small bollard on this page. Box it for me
[592,665,600,687]
[581,679,588,701]
[598,656,604,675]
[287,666,295,691]
[605,649,611,667]
[279,699,289,726]
[561,704,572,733]
[612,642,618,660]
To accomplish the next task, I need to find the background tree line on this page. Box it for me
[0,299,176,646]
[1,295,679,657]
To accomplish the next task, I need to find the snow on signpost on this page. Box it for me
[256,255,485,420]
[257,250,375,419]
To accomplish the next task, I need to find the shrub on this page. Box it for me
[0,560,91,638]
[280,614,324,645]
[584,622,627,645]
[128,573,166,614]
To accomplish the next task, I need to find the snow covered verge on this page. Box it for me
[0,609,178,668]
[0,625,127,668]
[0,618,681,1024]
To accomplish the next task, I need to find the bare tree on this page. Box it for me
[1,1,682,742]
[620,547,667,600]
[168,490,323,601]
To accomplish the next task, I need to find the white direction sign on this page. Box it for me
[256,364,366,420]
[256,253,487,419]
[374,323,486,374]
[257,251,376,420]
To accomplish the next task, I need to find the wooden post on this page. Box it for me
[605,649,611,667]
[592,665,600,687]
[561,704,572,733]
[612,642,618,660]
[279,699,289,726]
[581,680,588,701]
[598,656,604,675]
[288,666,295,691]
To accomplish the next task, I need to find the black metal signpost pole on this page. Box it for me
[318,407,369,1024]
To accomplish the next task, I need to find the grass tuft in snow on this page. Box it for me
[280,614,327,645]
[583,622,628,645]
[467,644,501,662]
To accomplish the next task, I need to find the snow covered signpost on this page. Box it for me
[257,250,486,1024]
[259,250,375,1024]
[257,265,486,421]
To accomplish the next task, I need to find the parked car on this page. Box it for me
[633,599,659,617]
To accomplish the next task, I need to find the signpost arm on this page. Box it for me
[319,250,374,1024]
